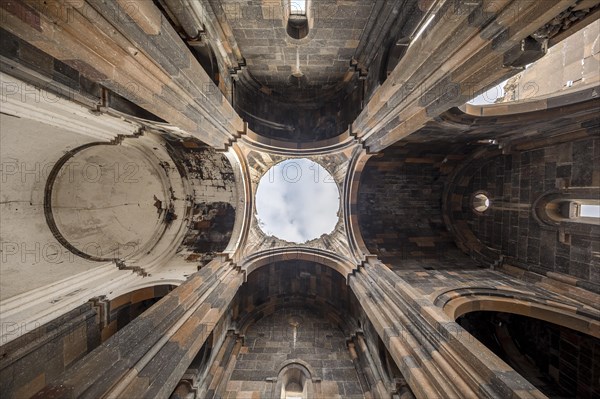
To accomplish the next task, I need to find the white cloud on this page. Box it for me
[255,159,340,243]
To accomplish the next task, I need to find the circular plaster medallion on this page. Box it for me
[50,144,168,260]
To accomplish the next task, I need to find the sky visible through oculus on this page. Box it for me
[255,158,340,243]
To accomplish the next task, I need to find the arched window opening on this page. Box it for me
[546,199,600,224]
[457,311,600,398]
[532,188,600,244]
[279,365,311,399]
[286,0,310,40]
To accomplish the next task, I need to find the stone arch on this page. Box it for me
[105,279,182,301]
[234,82,362,143]
[442,288,600,398]
[234,258,358,336]
[221,143,252,256]
[193,42,221,86]
[437,288,600,338]
[344,147,374,260]
[460,86,599,117]
[223,259,370,398]
[441,146,503,266]
[241,129,356,154]
[241,247,357,281]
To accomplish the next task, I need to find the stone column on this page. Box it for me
[1,0,243,149]
[200,331,244,399]
[353,0,579,152]
[349,258,545,398]
[32,256,244,398]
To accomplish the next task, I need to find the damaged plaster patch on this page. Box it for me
[165,138,237,266]
[183,202,236,263]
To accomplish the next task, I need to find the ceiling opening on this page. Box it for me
[255,159,339,243]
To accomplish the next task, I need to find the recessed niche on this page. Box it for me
[255,159,340,243]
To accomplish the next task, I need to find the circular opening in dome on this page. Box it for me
[473,193,491,213]
[255,159,340,243]
[287,15,309,40]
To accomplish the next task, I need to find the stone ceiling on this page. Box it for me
[221,0,375,93]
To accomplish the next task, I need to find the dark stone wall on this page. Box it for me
[458,311,600,399]
[0,303,100,399]
[226,307,365,398]
[235,80,362,142]
[182,202,236,261]
[232,261,355,326]
[0,28,100,100]
[357,142,482,270]
[219,0,376,143]
[358,135,598,283]
[461,137,599,284]
[224,261,364,398]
